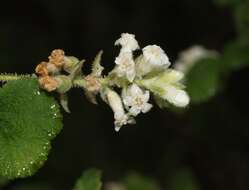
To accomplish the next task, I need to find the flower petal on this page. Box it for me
[163,86,190,107]
[143,45,171,67]
[142,103,153,113]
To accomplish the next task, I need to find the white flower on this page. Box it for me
[135,45,171,77]
[138,69,190,107]
[106,89,134,132]
[115,33,140,52]
[122,84,152,116]
[115,52,136,82]
[154,69,184,83]
[174,45,218,73]
[162,85,190,107]
[143,45,171,67]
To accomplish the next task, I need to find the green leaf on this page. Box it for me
[234,1,249,37]
[0,79,62,179]
[221,40,249,73]
[214,0,249,37]
[185,58,220,104]
[73,169,102,190]
[167,169,200,190]
[123,173,160,190]
[0,176,9,187]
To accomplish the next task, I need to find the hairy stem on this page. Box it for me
[0,73,34,82]
[73,78,86,88]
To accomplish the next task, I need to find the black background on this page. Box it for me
[1,0,249,190]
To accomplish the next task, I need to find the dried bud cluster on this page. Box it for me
[48,49,65,68]
[38,76,58,92]
[35,49,67,92]
[35,49,81,94]
[35,62,49,76]
[35,33,190,132]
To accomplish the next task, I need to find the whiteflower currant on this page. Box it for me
[138,69,190,107]
[136,45,171,77]
[114,33,140,53]
[122,84,152,116]
[32,33,190,132]
[113,33,139,82]
[114,52,136,82]
[105,88,134,132]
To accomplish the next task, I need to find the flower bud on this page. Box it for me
[136,45,171,77]
[54,75,72,94]
[138,69,190,107]
[38,76,58,92]
[115,33,140,53]
[46,62,61,75]
[35,62,49,76]
[105,89,132,131]
[48,49,65,68]
[85,75,101,93]
[114,52,136,82]
[63,56,80,73]
[162,86,190,107]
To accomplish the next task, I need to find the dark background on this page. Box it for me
[1,0,249,190]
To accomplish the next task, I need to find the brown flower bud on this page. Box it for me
[48,49,65,67]
[38,76,58,92]
[46,62,60,75]
[85,75,101,93]
[35,62,49,76]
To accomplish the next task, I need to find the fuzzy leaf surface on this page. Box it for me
[0,79,62,179]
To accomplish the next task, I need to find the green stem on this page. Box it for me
[99,77,111,86]
[0,73,34,82]
[73,78,86,88]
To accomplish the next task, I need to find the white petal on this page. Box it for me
[142,90,150,102]
[129,84,143,96]
[175,90,190,107]
[123,96,133,107]
[115,52,133,65]
[115,33,140,52]
[115,126,121,132]
[106,89,126,119]
[143,45,171,67]
[114,52,136,81]
[114,114,128,126]
[163,86,190,107]
[160,69,184,83]
[142,103,153,113]
[126,68,136,82]
[115,56,122,65]
[129,106,141,116]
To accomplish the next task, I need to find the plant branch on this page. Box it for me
[0,73,34,82]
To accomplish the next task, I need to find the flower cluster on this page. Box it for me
[35,49,79,93]
[35,33,190,132]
